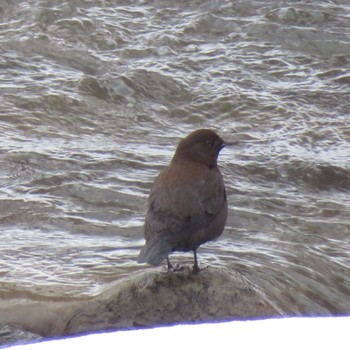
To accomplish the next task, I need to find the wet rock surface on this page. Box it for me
[0,267,282,346]
[65,267,282,335]
[0,325,42,348]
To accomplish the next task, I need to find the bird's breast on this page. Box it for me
[149,162,225,218]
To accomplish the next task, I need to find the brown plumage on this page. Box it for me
[137,129,230,272]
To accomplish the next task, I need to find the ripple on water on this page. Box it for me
[0,0,349,318]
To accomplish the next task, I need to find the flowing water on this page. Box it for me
[0,0,350,329]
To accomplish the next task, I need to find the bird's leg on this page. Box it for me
[192,249,200,273]
[167,257,184,272]
[166,257,173,271]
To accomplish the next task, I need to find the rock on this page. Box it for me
[0,324,42,347]
[0,267,282,346]
[64,267,282,335]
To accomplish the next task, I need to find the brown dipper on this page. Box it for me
[137,129,230,272]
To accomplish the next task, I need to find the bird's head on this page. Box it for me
[172,129,232,168]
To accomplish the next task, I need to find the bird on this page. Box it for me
[137,129,231,272]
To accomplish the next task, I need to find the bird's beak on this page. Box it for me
[222,140,239,148]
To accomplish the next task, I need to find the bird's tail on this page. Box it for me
[137,235,172,266]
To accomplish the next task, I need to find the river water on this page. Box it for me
[0,0,349,326]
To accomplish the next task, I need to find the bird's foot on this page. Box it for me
[192,263,201,273]
[166,257,183,272]
[167,263,184,272]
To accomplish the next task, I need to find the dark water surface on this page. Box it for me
[1,0,350,326]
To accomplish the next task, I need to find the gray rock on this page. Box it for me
[0,267,282,346]
[0,325,42,347]
[64,267,282,335]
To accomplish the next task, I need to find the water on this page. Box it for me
[0,0,349,326]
